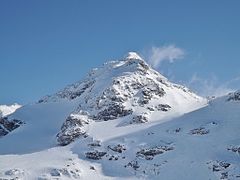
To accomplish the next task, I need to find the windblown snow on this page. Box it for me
[0,52,239,180]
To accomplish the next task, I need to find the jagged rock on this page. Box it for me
[155,104,171,111]
[0,117,23,131]
[0,117,23,137]
[85,151,107,160]
[190,127,209,135]
[131,114,148,124]
[227,91,240,101]
[57,113,90,146]
[138,85,165,105]
[137,146,174,160]
[227,146,240,154]
[207,160,232,180]
[108,144,126,153]
[209,161,231,172]
[94,103,133,121]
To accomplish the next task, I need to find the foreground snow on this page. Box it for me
[0,94,240,179]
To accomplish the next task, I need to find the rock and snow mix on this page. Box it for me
[0,52,239,180]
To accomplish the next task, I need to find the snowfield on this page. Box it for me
[0,52,239,180]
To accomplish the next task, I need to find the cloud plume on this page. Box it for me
[148,45,185,68]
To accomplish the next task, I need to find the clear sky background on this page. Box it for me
[1,0,240,105]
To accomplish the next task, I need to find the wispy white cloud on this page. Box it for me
[147,45,185,68]
[187,74,236,97]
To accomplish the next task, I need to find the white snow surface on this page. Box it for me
[1,53,239,179]
[0,103,21,117]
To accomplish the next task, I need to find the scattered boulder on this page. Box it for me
[88,140,101,147]
[155,104,171,112]
[49,167,81,178]
[227,146,240,154]
[189,127,209,135]
[207,160,231,180]
[108,155,119,161]
[107,144,126,153]
[137,146,174,160]
[90,166,96,171]
[85,151,107,160]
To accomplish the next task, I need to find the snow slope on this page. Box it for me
[0,91,239,179]
[2,52,238,179]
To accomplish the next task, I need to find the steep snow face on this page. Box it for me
[0,103,21,117]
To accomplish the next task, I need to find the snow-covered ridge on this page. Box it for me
[0,103,21,117]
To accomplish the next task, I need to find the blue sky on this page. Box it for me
[1,0,240,105]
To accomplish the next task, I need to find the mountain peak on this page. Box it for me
[124,52,143,61]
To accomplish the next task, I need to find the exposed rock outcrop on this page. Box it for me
[227,90,240,101]
[0,117,23,137]
[57,112,90,146]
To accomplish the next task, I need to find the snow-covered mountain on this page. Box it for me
[0,103,21,117]
[1,52,239,179]
[0,52,205,146]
